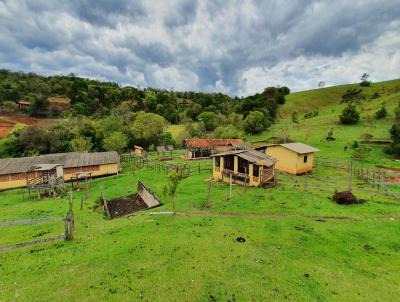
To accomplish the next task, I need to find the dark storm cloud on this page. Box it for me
[0,0,399,95]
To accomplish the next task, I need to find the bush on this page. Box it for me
[243,111,270,134]
[198,112,218,132]
[304,111,319,119]
[374,105,387,119]
[213,125,242,139]
[339,104,360,124]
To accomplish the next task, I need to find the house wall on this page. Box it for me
[0,163,119,191]
[295,152,314,174]
[266,146,314,174]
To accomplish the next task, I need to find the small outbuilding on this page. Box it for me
[265,143,319,175]
[211,149,277,187]
[184,138,245,159]
[131,145,144,157]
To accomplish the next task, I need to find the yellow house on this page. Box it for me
[211,149,277,187]
[265,143,319,175]
[0,151,120,190]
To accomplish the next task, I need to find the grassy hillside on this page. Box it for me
[281,79,400,117]
[249,79,400,167]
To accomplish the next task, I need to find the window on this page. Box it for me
[215,156,220,167]
[224,155,234,170]
[304,155,308,163]
[253,165,259,177]
[238,158,248,174]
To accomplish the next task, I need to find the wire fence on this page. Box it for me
[121,154,212,177]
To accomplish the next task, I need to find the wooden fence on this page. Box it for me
[0,193,75,252]
[121,155,212,177]
[274,171,400,198]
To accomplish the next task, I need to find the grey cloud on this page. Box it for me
[0,0,399,95]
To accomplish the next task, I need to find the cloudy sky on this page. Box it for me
[0,0,399,96]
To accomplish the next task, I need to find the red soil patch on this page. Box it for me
[0,125,15,139]
[0,119,16,139]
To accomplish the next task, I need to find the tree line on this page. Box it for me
[0,69,290,157]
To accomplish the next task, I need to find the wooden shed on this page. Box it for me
[265,143,319,175]
[131,145,144,157]
[0,151,120,190]
[211,149,277,187]
[184,138,245,159]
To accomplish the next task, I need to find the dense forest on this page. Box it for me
[0,70,290,157]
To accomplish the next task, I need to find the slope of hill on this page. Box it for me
[249,79,400,167]
[280,79,400,117]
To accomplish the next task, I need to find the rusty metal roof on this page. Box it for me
[0,152,119,175]
[184,138,244,149]
[211,149,277,166]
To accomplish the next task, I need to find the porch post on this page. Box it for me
[234,156,238,174]
[220,156,224,171]
[249,164,254,186]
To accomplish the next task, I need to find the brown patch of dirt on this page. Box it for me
[333,191,366,205]
[106,194,149,219]
[0,114,58,126]
[0,124,15,138]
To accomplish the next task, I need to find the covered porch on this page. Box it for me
[212,150,277,187]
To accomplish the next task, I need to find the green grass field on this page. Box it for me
[1,80,400,301]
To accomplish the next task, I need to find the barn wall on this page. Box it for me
[295,153,314,174]
[266,146,315,174]
[266,146,298,174]
[0,163,119,190]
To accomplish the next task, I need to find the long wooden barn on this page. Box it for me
[0,151,120,190]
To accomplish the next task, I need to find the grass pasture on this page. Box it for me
[1,161,400,301]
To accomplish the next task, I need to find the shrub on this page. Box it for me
[243,111,270,134]
[374,105,387,119]
[304,111,319,119]
[339,104,360,124]
[198,112,218,132]
[213,125,242,139]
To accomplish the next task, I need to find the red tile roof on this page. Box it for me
[184,138,244,149]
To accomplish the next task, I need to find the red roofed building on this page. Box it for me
[17,99,30,108]
[184,138,245,159]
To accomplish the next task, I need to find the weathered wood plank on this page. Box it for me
[0,217,64,227]
[0,234,64,252]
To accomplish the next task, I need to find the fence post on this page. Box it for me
[64,192,74,240]
[101,186,111,219]
[348,161,353,191]
[206,179,212,208]
[229,173,232,200]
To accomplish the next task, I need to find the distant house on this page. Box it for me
[131,145,144,157]
[211,149,277,187]
[184,138,245,159]
[0,151,120,190]
[265,143,319,175]
[17,99,30,108]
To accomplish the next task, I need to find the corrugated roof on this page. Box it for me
[185,138,244,149]
[0,152,119,175]
[211,149,277,166]
[280,143,319,154]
